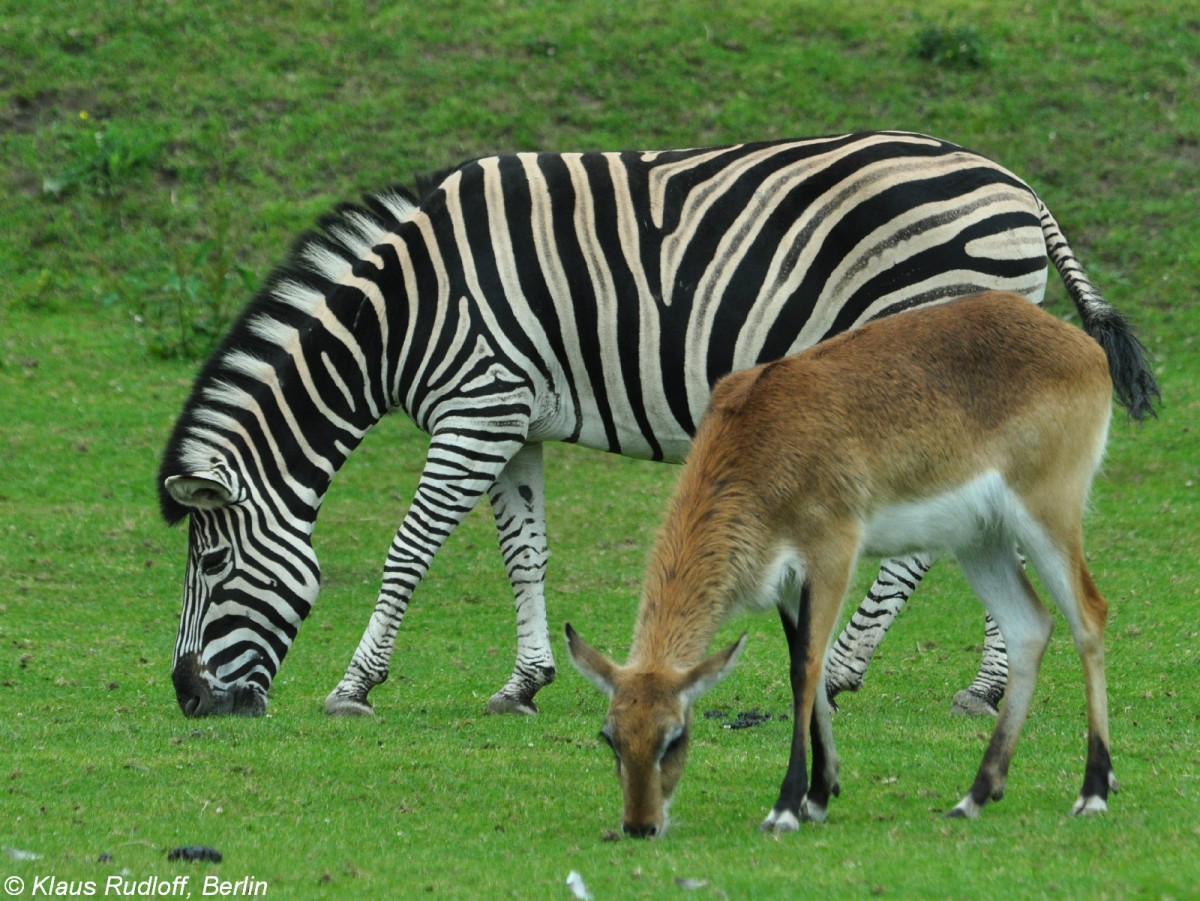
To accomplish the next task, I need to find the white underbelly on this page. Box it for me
[862,471,1028,558]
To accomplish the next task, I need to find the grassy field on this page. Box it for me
[2,1,1198,897]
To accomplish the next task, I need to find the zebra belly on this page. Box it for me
[535,391,694,463]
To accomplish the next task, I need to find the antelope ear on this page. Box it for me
[164,471,240,510]
[680,633,747,707]
[565,623,619,698]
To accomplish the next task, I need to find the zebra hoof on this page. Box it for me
[324,693,375,717]
[800,799,828,823]
[485,692,539,716]
[825,674,862,699]
[950,690,999,718]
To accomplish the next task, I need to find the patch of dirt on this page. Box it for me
[2,89,101,134]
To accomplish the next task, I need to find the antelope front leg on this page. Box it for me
[325,430,526,716]
[805,678,840,821]
[762,576,844,832]
[485,443,556,715]
[761,598,812,833]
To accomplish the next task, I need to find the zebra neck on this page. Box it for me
[159,188,428,526]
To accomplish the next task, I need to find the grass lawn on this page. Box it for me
[2,1,1197,897]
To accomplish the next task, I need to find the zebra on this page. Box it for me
[159,130,1158,719]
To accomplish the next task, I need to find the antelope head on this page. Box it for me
[565,623,746,838]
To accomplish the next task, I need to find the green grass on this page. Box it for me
[2,0,1198,897]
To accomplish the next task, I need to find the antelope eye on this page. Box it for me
[200,548,231,576]
[662,728,687,759]
[599,728,619,760]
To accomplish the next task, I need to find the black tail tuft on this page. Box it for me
[1039,199,1160,421]
[1084,306,1161,422]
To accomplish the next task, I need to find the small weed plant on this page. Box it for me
[913,21,989,69]
[131,208,256,360]
[43,112,165,198]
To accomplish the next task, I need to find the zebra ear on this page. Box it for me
[164,472,240,510]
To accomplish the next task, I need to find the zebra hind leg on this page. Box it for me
[951,549,1021,717]
[951,614,1007,717]
[484,443,556,715]
[824,555,933,706]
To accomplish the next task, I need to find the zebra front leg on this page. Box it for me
[484,443,556,715]
[325,430,526,716]
[825,554,933,704]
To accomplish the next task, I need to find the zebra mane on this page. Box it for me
[413,165,462,199]
[157,184,421,525]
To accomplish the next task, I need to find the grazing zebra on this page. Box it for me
[159,130,1157,718]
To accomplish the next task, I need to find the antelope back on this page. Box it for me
[702,292,1114,525]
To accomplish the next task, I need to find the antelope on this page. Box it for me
[567,290,1141,836]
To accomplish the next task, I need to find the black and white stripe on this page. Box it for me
[159,130,1157,717]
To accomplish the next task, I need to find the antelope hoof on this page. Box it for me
[950,689,999,718]
[485,691,539,716]
[800,799,828,823]
[945,794,983,819]
[1071,794,1108,816]
[324,692,375,717]
[759,809,801,833]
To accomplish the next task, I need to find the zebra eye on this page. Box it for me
[199,547,231,576]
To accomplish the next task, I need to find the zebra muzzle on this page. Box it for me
[171,654,267,717]
[172,654,216,717]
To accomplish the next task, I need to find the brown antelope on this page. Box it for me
[567,290,1137,836]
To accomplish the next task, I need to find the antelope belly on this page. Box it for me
[861,471,1028,558]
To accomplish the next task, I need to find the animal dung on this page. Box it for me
[704,708,787,730]
[166,845,223,863]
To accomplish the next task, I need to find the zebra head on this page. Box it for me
[164,466,320,717]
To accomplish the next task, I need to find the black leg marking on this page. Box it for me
[1073,733,1117,815]
[762,585,813,831]
[806,702,840,812]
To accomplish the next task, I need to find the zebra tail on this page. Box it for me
[1039,200,1161,421]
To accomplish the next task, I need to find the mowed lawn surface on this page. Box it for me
[2,2,1197,897]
